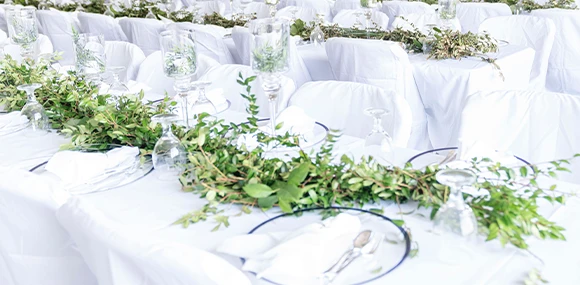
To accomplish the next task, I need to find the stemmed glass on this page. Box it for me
[361,0,377,38]
[107,66,130,94]
[363,108,394,165]
[160,0,175,17]
[159,29,197,128]
[151,114,187,180]
[191,4,203,24]
[289,7,298,23]
[433,168,478,264]
[353,10,364,30]
[75,1,86,12]
[438,0,458,29]
[422,24,437,54]
[250,18,290,137]
[265,0,279,18]
[190,81,217,116]
[145,6,157,19]
[72,33,106,85]
[38,0,50,10]
[17,83,49,134]
[104,3,115,17]
[6,7,39,59]
[309,13,325,46]
[239,0,253,20]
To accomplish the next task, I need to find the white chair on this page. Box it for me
[196,0,227,16]
[479,16,556,90]
[380,1,435,29]
[0,169,97,285]
[325,37,429,150]
[333,9,389,30]
[77,12,128,42]
[531,9,580,95]
[105,41,146,81]
[333,0,361,15]
[275,6,318,23]
[168,22,235,64]
[36,10,76,64]
[135,51,220,97]
[458,90,580,183]
[289,81,412,146]
[198,64,296,117]
[391,13,461,34]
[456,3,511,33]
[244,2,271,19]
[118,17,166,56]
[286,0,333,22]
[56,196,252,285]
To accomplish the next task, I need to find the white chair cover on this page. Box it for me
[231,26,252,65]
[198,64,296,117]
[105,41,146,81]
[275,6,318,23]
[56,196,252,285]
[197,1,227,16]
[0,169,97,285]
[0,6,7,33]
[391,13,461,33]
[286,0,333,22]
[36,10,76,64]
[332,9,389,30]
[77,12,128,42]
[379,1,435,29]
[168,22,235,64]
[289,81,412,146]
[479,15,556,90]
[531,9,580,95]
[135,51,220,97]
[118,17,166,56]
[456,3,511,33]
[325,37,429,150]
[244,2,271,19]
[333,0,361,15]
[459,90,580,183]
[0,29,6,43]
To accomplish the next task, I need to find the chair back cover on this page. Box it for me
[325,37,428,149]
[118,17,165,56]
[379,1,434,28]
[391,13,461,33]
[276,6,318,23]
[197,0,227,16]
[105,41,146,81]
[459,90,580,183]
[56,197,252,285]
[456,3,511,33]
[333,0,361,15]
[479,15,556,90]
[198,64,296,117]
[36,10,76,64]
[285,0,333,22]
[332,9,389,31]
[531,9,580,95]
[290,81,412,147]
[0,169,96,285]
[0,6,7,33]
[231,26,252,65]
[169,22,235,64]
[244,2,271,19]
[77,12,128,42]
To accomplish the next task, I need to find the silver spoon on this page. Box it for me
[322,230,373,283]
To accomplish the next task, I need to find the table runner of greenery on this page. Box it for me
[0,55,575,252]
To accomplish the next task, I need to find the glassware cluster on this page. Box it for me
[6,6,39,59]
[17,83,49,133]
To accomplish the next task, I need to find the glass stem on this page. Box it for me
[372,115,383,132]
[261,73,281,137]
[448,186,466,210]
[161,122,172,137]
[26,91,36,102]
[181,93,189,128]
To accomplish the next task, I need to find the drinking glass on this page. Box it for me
[433,168,478,264]
[6,7,39,59]
[17,83,49,133]
[310,13,325,46]
[363,108,394,165]
[250,18,290,137]
[361,0,377,37]
[75,1,86,12]
[160,0,175,16]
[38,0,50,10]
[353,11,364,30]
[72,33,106,84]
[190,81,217,116]
[4,0,14,5]
[104,3,115,17]
[265,0,279,17]
[107,66,130,94]
[422,24,436,54]
[145,6,157,19]
[159,29,197,128]
[514,0,523,15]
[438,0,458,29]
[151,114,187,180]
[239,0,253,20]
[289,7,298,23]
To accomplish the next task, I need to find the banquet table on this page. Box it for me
[1,109,579,285]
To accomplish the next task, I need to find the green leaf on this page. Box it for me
[258,196,278,209]
[242,183,274,198]
[392,219,405,227]
[287,162,310,186]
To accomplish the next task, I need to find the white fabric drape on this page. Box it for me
[479,15,556,90]
[332,9,389,31]
[197,1,227,16]
[379,1,435,29]
[332,0,361,15]
[275,6,318,23]
[104,41,146,81]
[77,12,128,42]
[118,17,165,56]
[391,13,461,34]
[531,9,580,95]
[289,81,413,147]
[244,2,271,19]
[456,3,512,33]
[325,38,429,150]
[36,10,76,64]
[286,0,333,22]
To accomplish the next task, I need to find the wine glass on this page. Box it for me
[433,168,478,264]
[249,18,290,137]
[151,114,187,180]
[310,13,325,46]
[73,33,106,85]
[265,0,279,18]
[353,10,364,30]
[75,1,86,12]
[190,81,217,116]
[159,29,197,128]
[145,6,157,19]
[6,6,39,59]
[17,83,49,134]
[422,24,437,54]
[361,0,377,38]
[438,0,458,29]
[107,66,130,94]
[363,108,394,165]
[38,0,50,10]
[104,3,115,17]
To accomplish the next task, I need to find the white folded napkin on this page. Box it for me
[0,111,29,134]
[45,146,139,187]
[217,213,361,284]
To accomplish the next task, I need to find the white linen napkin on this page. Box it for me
[217,213,361,284]
[45,146,139,187]
[0,111,29,134]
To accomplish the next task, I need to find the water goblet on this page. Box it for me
[38,0,50,10]
[73,33,106,85]
[265,0,279,17]
[310,13,325,46]
[353,10,364,30]
[17,83,49,134]
[363,107,394,165]
[190,81,217,116]
[151,114,187,180]
[6,6,39,59]
[361,0,377,37]
[107,66,130,94]
[104,3,115,17]
[433,168,478,264]
[239,0,253,20]
[145,6,157,19]
[250,18,290,137]
[75,1,86,12]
